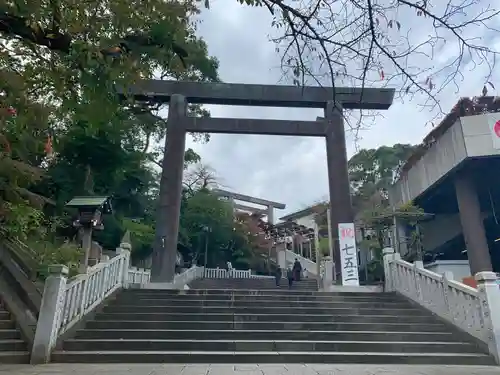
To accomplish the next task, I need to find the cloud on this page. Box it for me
[182,0,500,219]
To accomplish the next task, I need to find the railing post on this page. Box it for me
[323,256,334,290]
[117,242,131,288]
[476,271,500,363]
[382,247,395,292]
[413,260,424,302]
[31,265,68,364]
[442,271,454,320]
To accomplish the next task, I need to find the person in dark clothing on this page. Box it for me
[293,258,302,281]
[287,268,294,289]
[275,267,282,286]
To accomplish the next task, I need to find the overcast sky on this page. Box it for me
[180,0,500,220]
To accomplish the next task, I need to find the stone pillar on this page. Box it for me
[151,94,188,283]
[476,271,500,363]
[454,173,492,274]
[117,242,131,288]
[31,265,68,364]
[277,243,286,270]
[323,102,354,280]
[323,256,334,289]
[267,206,274,225]
[382,247,395,292]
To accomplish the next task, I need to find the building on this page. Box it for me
[389,96,500,280]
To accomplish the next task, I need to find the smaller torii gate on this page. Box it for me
[212,188,285,224]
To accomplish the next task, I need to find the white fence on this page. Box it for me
[31,241,150,364]
[128,266,151,284]
[383,248,500,363]
[174,265,204,287]
[204,267,252,279]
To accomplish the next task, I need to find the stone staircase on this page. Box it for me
[188,277,318,290]
[51,288,495,365]
[0,297,30,363]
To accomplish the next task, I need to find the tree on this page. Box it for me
[179,190,254,268]
[348,143,418,211]
[227,0,499,129]
[0,0,220,276]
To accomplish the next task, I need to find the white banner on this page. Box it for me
[338,222,360,286]
[486,113,500,150]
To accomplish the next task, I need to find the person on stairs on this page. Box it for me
[275,267,282,287]
[287,267,294,289]
[293,258,302,282]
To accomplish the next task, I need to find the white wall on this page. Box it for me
[390,119,467,205]
[294,214,316,230]
[461,113,500,157]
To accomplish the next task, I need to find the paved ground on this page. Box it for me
[0,364,499,375]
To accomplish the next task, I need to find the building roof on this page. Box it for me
[279,203,324,221]
[395,96,500,181]
[66,196,109,207]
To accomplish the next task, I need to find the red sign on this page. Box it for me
[341,227,355,239]
[494,120,500,138]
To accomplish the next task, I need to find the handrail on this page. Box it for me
[383,249,490,347]
[31,241,150,364]
[285,250,317,274]
[0,242,42,315]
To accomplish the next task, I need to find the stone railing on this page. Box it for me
[204,267,252,279]
[128,266,151,285]
[285,250,317,275]
[383,248,500,363]
[173,265,204,287]
[30,241,150,364]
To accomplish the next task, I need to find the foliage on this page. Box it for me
[348,144,418,212]
[0,0,220,274]
[179,190,256,268]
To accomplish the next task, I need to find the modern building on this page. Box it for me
[389,96,500,280]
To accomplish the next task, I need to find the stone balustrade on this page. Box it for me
[30,241,150,364]
[383,247,500,363]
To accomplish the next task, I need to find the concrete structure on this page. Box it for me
[212,188,285,224]
[389,96,500,276]
[121,79,395,283]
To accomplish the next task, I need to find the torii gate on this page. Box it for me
[212,188,285,224]
[120,80,395,283]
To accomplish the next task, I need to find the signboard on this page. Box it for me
[487,113,500,150]
[338,222,360,286]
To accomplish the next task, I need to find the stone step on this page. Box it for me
[117,293,400,302]
[190,280,318,284]
[50,350,496,365]
[188,285,318,291]
[61,339,483,354]
[85,319,449,332]
[0,352,31,364]
[94,312,435,323]
[74,329,461,342]
[126,289,381,297]
[0,339,26,351]
[0,321,14,330]
[102,305,427,316]
[0,311,9,320]
[111,298,413,309]
[0,329,21,340]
